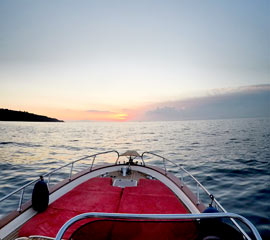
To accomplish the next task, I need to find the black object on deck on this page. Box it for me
[32,176,49,212]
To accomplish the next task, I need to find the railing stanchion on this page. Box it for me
[181,171,184,187]
[90,156,96,171]
[69,163,74,181]
[48,174,51,189]
[17,188,25,212]
[196,183,200,205]
[163,158,167,175]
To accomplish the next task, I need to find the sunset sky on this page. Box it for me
[0,1,269,121]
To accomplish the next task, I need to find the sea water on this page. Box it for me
[0,118,269,238]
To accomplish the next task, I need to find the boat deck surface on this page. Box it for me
[19,177,196,239]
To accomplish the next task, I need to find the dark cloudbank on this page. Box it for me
[145,85,270,121]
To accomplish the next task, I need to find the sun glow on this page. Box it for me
[114,113,128,121]
[85,111,129,122]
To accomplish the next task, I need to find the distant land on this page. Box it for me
[0,109,64,122]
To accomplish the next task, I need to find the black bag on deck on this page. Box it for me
[32,176,49,212]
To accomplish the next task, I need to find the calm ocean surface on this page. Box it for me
[0,118,269,238]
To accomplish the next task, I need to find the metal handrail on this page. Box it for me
[141,152,224,210]
[115,153,145,166]
[0,150,261,240]
[142,151,179,169]
[0,150,176,207]
[55,212,262,240]
[141,151,251,240]
[0,150,120,211]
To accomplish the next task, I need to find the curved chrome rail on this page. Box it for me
[141,151,252,240]
[55,212,262,240]
[0,150,261,240]
[0,150,119,212]
[142,151,221,207]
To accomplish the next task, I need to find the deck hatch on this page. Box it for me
[113,179,138,188]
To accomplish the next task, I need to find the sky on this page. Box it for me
[0,0,269,121]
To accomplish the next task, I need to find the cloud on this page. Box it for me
[144,85,270,121]
[87,110,115,114]
[146,107,181,121]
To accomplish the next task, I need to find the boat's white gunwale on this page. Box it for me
[0,163,200,239]
[0,208,36,239]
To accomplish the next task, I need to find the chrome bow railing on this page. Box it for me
[0,150,119,214]
[142,151,218,207]
[141,151,253,240]
[55,212,262,240]
[0,150,261,240]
